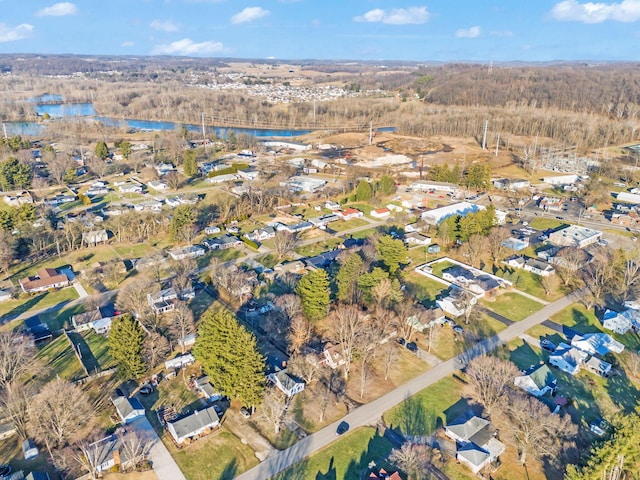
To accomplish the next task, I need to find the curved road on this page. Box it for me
[235,288,583,480]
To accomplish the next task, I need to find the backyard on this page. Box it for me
[0,287,79,324]
[481,292,545,322]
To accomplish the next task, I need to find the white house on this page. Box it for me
[548,225,602,248]
[268,369,305,397]
[325,201,341,210]
[601,309,640,334]
[334,208,363,221]
[148,180,169,191]
[165,354,195,370]
[205,225,221,235]
[436,290,476,318]
[504,256,555,277]
[147,288,178,314]
[168,245,206,261]
[404,223,423,233]
[86,432,141,474]
[166,407,220,445]
[245,226,276,242]
[571,333,624,356]
[404,232,431,246]
[155,163,175,176]
[119,184,143,194]
[406,307,446,332]
[206,174,238,184]
[72,304,118,334]
[445,414,505,475]
[111,394,145,424]
[514,364,557,397]
[421,202,485,226]
[370,208,391,219]
[548,343,588,375]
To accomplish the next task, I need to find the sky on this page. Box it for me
[0,1,639,62]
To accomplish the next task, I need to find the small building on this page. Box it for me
[436,290,475,318]
[83,229,109,246]
[514,363,557,397]
[493,178,530,190]
[147,288,178,314]
[537,197,563,211]
[571,333,624,356]
[191,375,222,402]
[542,174,580,185]
[203,234,242,250]
[111,394,145,424]
[548,225,602,248]
[325,201,341,210]
[421,202,485,226]
[370,208,391,219]
[584,356,612,377]
[148,180,168,191]
[168,245,206,261]
[406,307,446,332]
[427,244,441,254]
[165,354,195,371]
[409,180,458,193]
[204,226,221,235]
[335,208,364,221]
[119,184,143,194]
[442,265,503,297]
[404,232,431,246]
[245,226,276,242]
[72,303,118,334]
[22,439,38,460]
[268,369,305,398]
[86,432,142,474]
[19,268,70,293]
[548,343,588,375]
[504,255,555,277]
[166,406,220,445]
[404,223,422,233]
[155,163,175,176]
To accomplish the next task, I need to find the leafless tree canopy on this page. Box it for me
[0,331,38,388]
[465,355,520,414]
[259,389,289,434]
[143,330,171,369]
[168,301,196,354]
[0,380,32,440]
[389,442,432,480]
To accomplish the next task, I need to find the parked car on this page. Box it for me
[0,465,12,477]
[336,421,349,435]
[452,325,464,334]
[240,407,251,418]
[139,384,153,395]
[540,339,556,352]
[213,404,223,416]
[406,342,418,353]
[396,337,406,346]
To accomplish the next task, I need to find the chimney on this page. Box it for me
[113,449,121,466]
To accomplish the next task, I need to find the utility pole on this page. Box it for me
[313,100,316,125]
[495,132,500,157]
[482,120,488,150]
[488,60,493,74]
[369,121,373,146]
[2,123,6,139]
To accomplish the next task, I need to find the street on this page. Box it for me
[235,288,583,480]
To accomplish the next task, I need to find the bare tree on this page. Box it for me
[165,171,184,190]
[504,394,577,465]
[460,289,478,325]
[46,152,74,186]
[272,231,299,259]
[622,248,640,301]
[486,227,510,265]
[86,156,110,179]
[459,234,487,268]
[29,378,94,454]
[259,389,288,434]
[328,304,366,380]
[583,248,621,308]
[288,314,312,355]
[171,257,198,294]
[168,301,196,354]
[0,331,37,389]
[143,331,170,369]
[116,277,154,320]
[287,353,320,386]
[389,442,432,480]
[465,355,520,414]
[0,380,32,440]
[275,293,303,321]
[540,273,560,297]
[554,247,588,287]
[118,431,153,471]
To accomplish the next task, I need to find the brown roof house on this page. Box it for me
[19,268,70,293]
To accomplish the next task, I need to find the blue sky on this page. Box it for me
[0,1,639,61]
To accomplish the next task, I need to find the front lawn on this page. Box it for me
[0,287,79,323]
[295,239,342,258]
[272,427,394,480]
[210,248,243,262]
[404,272,449,306]
[330,218,370,232]
[37,335,85,382]
[528,218,567,231]
[83,331,116,370]
[481,292,544,322]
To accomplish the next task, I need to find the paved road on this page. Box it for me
[235,288,584,480]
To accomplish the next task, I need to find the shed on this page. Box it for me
[22,439,38,460]
[112,395,146,424]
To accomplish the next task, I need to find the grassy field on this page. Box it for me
[0,287,79,325]
[481,292,544,321]
[330,218,370,232]
[169,429,258,480]
[38,301,86,331]
[83,331,116,369]
[403,272,449,306]
[210,248,244,262]
[500,268,565,301]
[37,335,85,382]
[528,218,567,231]
[295,238,342,258]
[428,259,457,278]
[272,427,394,480]
[383,376,466,436]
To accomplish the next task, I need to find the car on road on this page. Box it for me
[139,384,153,395]
[240,407,252,418]
[453,325,464,334]
[336,421,349,435]
[556,216,564,220]
[396,337,406,346]
[406,342,418,353]
[597,239,608,246]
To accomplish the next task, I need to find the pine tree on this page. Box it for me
[336,253,365,303]
[170,205,196,241]
[296,269,330,322]
[95,141,109,160]
[194,309,265,407]
[183,150,198,177]
[354,180,373,201]
[376,235,408,275]
[376,175,396,196]
[108,314,146,380]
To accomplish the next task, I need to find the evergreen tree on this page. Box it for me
[108,314,146,380]
[354,180,373,201]
[0,157,32,190]
[170,205,196,241]
[376,235,408,275]
[118,141,132,159]
[376,175,396,196]
[336,252,365,303]
[95,141,109,160]
[183,150,198,177]
[296,269,330,322]
[194,309,265,407]
[357,267,390,303]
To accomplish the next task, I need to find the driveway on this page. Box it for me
[235,288,584,480]
[129,416,186,480]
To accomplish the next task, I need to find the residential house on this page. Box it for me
[334,208,363,221]
[245,226,276,242]
[303,250,341,269]
[204,225,221,235]
[404,232,431,246]
[147,288,178,314]
[277,221,313,234]
[119,184,143,194]
[155,163,175,176]
[268,369,306,398]
[165,197,182,208]
[191,375,222,402]
[514,363,557,397]
[368,468,402,480]
[548,225,603,248]
[22,439,38,460]
[584,356,612,377]
[166,406,220,445]
[548,343,588,375]
[206,173,239,184]
[237,170,259,181]
[325,200,341,210]
[404,223,422,233]
[72,304,118,334]
[168,245,206,261]
[86,432,141,474]
[571,333,624,356]
[83,229,109,246]
[536,244,559,261]
[273,260,307,276]
[177,194,199,205]
[370,208,391,219]
[165,354,195,371]
[148,180,168,191]
[317,343,346,370]
[309,214,340,228]
[43,194,76,206]
[601,308,640,334]
[25,472,50,480]
[111,393,145,424]
[203,234,242,250]
[19,268,69,293]
[436,289,476,318]
[406,307,446,332]
[442,266,503,297]
[87,186,109,196]
[134,200,163,212]
[4,191,33,207]
[444,413,505,475]
[504,255,555,277]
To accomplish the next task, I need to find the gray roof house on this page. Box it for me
[111,393,146,424]
[191,375,222,402]
[166,406,220,445]
[147,288,177,314]
[445,413,505,475]
[86,432,142,474]
[514,363,557,397]
[267,369,305,398]
[72,303,118,334]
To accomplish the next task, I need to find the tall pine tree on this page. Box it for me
[194,309,265,407]
[376,235,408,275]
[108,314,146,380]
[336,252,365,303]
[183,150,198,177]
[296,269,330,322]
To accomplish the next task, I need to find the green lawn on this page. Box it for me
[38,301,86,331]
[272,427,394,480]
[528,218,567,231]
[350,227,377,239]
[330,218,370,232]
[345,203,376,215]
[210,248,243,262]
[497,268,565,301]
[384,376,465,436]
[170,429,259,480]
[112,243,158,258]
[295,239,342,258]
[428,260,457,278]
[481,292,544,321]
[37,335,85,382]
[404,272,449,306]
[257,253,280,269]
[83,331,116,370]
[0,287,79,323]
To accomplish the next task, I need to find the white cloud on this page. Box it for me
[152,38,224,56]
[354,6,430,25]
[121,41,134,47]
[0,23,33,42]
[150,19,180,32]
[231,7,270,24]
[551,0,640,23]
[455,26,481,38]
[36,2,77,17]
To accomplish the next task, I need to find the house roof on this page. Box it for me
[25,472,50,480]
[585,356,611,373]
[447,414,489,442]
[168,406,219,439]
[571,333,624,356]
[112,395,144,420]
[518,363,557,390]
[20,268,69,291]
[271,369,304,392]
[457,443,489,467]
